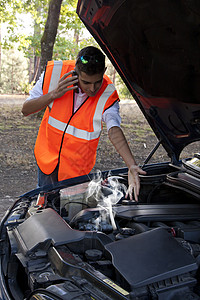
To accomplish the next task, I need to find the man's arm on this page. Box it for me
[22,70,78,116]
[108,126,146,201]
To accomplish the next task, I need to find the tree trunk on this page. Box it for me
[40,0,63,72]
[74,28,79,45]
[112,67,116,85]
[29,55,33,83]
[33,11,41,81]
[0,24,1,80]
[33,56,41,82]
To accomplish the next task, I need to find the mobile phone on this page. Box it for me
[73,71,79,93]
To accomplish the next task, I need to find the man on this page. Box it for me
[22,46,145,201]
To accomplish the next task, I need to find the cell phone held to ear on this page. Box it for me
[73,71,79,93]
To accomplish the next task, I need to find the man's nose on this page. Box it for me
[89,84,96,92]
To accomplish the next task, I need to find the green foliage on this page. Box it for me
[20,80,35,95]
[1,0,113,95]
[0,0,21,23]
[0,48,29,94]
[116,75,133,99]
[0,0,98,94]
[53,36,97,60]
[1,0,48,58]
[52,0,96,60]
[1,0,91,61]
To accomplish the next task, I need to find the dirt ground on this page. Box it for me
[0,94,199,217]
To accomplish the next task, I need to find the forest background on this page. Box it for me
[0,0,130,97]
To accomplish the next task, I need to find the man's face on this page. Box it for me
[78,70,105,97]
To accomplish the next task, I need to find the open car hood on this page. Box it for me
[77,0,200,163]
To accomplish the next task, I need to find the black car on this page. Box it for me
[1,0,200,299]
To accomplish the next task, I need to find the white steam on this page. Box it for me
[86,171,127,230]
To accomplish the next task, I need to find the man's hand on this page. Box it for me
[108,127,146,202]
[22,70,79,116]
[51,70,79,100]
[126,164,146,201]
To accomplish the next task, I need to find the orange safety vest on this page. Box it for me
[34,60,119,181]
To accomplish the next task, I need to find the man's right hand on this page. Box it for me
[51,70,78,100]
[22,70,79,116]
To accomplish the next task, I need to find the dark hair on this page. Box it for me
[75,46,105,75]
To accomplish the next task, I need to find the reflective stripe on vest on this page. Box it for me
[48,61,63,109]
[48,83,115,140]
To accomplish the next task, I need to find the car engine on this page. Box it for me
[1,157,200,299]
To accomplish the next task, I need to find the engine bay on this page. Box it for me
[2,157,200,299]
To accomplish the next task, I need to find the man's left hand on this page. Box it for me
[126,165,146,201]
